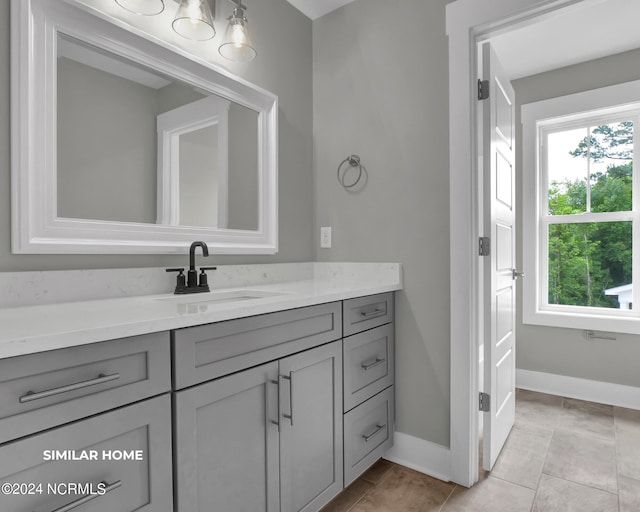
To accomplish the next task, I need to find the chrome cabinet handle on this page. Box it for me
[362,424,386,442]
[48,480,121,512]
[281,373,293,426]
[269,379,280,427]
[360,309,384,318]
[361,358,386,371]
[19,373,121,403]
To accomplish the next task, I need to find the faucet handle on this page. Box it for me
[166,268,186,293]
[198,267,217,289]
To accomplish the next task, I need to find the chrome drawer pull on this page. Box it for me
[47,480,121,512]
[281,373,294,426]
[361,358,385,371]
[362,424,386,442]
[360,309,384,318]
[269,379,280,427]
[19,373,121,403]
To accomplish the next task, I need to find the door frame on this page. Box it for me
[446,0,593,487]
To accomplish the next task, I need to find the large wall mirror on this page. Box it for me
[11,0,278,254]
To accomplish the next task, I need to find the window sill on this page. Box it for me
[523,307,640,335]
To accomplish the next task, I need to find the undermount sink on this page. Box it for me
[155,289,288,306]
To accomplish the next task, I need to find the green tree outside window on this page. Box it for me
[548,122,633,308]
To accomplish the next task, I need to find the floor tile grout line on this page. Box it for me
[369,464,395,488]
[552,425,617,444]
[341,480,375,512]
[343,463,396,512]
[539,472,620,497]
[534,427,554,491]
[436,483,458,512]
[615,424,621,512]
[487,473,545,494]
[488,472,539,492]
[538,425,555,493]
[343,493,365,512]
[529,485,537,512]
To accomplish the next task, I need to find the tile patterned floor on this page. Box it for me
[320,389,640,512]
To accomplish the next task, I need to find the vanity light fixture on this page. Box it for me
[172,0,216,41]
[114,0,257,59]
[114,0,165,16]
[218,0,256,62]
[114,0,215,40]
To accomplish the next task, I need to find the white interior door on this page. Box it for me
[481,41,517,471]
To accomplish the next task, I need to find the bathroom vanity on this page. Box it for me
[4,1,401,508]
[0,266,399,512]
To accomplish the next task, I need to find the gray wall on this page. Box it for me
[513,48,640,388]
[313,0,454,447]
[0,0,313,270]
[58,57,158,224]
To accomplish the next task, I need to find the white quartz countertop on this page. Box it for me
[0,263,402,359]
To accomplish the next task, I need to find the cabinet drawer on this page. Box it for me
[343,293,393,337]
[0,332,171,445]
[343,386,394,486]
[343,324,394,412]
[173,302,342,389]
[0,394,173,512]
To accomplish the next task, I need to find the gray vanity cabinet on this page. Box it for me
[0,293,393,512]
[279,340,343,512]
[173,340,343,512]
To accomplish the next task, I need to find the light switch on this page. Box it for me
[320,227,332,248]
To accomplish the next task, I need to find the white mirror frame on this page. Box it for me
[11,0,278,254]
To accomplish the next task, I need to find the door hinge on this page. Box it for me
[479,392,490,412]
[478,79,489,100]
[479,237,490,256]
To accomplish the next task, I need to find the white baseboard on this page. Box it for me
[384,432,451,482]
[517,369,640,410]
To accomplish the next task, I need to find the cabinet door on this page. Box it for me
[279,341,343,512]
[174,361,280,512]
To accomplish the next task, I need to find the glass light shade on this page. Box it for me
[172,0,216,41]
[115,0,165,15]
[219,17,256,62]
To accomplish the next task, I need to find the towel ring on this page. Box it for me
[337,155,364,189]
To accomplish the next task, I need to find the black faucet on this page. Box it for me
[166,241,217,294]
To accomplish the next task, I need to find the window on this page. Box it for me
[522,81,640,333]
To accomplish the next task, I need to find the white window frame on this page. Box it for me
[522,79,640,334]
